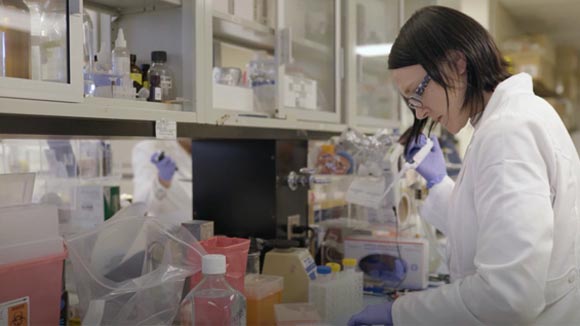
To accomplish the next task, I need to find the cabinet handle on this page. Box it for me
[277,27,293,65]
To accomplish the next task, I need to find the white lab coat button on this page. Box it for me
[568,274,576,284]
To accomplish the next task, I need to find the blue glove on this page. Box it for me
[348,302,393,326]
[150,152,176,182]
[405,134,447,188]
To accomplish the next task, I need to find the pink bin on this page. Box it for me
[191,236,250,293]
[0,250,66,325]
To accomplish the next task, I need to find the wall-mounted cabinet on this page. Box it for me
[0,0,436,137]
[204,0,343,130]
[344,0,402,130]
[0,0,82,102]
[0,0,199,130]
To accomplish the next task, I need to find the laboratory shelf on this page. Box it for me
[293,37,331,58]
[0,98,340,140]
[206,111,348,133]
[213,10,275,51]
[86,0,181,15]
[355,116,400,131]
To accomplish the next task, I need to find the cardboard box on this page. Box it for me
[213,83,254,112]
[182,220,214,241]
[502,34,556,65]
[283,75,317,110]
[556,46,579,73]
[505,51,555,91]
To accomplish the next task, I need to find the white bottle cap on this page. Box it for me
[115,28,127,48]
[202,254,226,275]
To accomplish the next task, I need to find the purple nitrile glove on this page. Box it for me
[150,152,177,182]
[405,134,447,189]
[348,301,393,326]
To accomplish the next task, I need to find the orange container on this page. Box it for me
[245,274,284,326]
[0,249,66,325]
[190,236,250,293]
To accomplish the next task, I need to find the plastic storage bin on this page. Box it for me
[0,248,66,326]
[245,274,284,326]
[190,236,250,293]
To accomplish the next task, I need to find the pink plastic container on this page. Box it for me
[190,236,250,293]
[0,249,66,325]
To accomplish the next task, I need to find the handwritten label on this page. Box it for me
[156,119,177,140]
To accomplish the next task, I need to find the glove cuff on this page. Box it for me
[427,173,447,189]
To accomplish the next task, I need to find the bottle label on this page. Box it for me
[154,87,162,101]
[160,76,173,90]
[130,73,142,85]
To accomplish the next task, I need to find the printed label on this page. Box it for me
[154,87,162,101]
[130,73,143,85]
[0,297,29,326]
[156,119,177,140]
[160,76,173,90]
[300,251,317,280]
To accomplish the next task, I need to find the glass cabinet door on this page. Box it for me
[345,0,400,128]
[277,0,341,123]
[0,0,82,102]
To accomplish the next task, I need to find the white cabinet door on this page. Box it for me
[345,0,402,129]
[277,0,341,124]
[0,0,83,102]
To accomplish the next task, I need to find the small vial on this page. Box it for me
[316,266,331,283]
[325,263,341,279]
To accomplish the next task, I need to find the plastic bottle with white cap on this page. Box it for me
[111,28,134,99]
[180,254,246,325]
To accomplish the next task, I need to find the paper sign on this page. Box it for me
[155,120,177,140]
[346,177,386,209]
[0,297,29,326]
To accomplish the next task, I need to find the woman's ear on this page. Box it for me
[449,50,467,75]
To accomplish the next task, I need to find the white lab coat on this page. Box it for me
[393,73,580,325]
[131,141,193,224]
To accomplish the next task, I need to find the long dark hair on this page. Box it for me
[389,6,511,147]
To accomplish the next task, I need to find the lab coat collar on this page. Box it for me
[471,73,533,131]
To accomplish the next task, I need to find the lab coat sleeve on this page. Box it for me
[419,176,454,235]
[131,143,168,213]
[393,117,554,325]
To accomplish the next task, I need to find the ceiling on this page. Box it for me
[499,0,580,50]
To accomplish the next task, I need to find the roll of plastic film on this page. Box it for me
[397,193,411,225]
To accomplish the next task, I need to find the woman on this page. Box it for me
[132,139,193,224]
[349,6,580,325]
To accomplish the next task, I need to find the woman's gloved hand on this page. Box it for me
[348,301,393,326]
[150,152,176,187]
[405,134,447,188]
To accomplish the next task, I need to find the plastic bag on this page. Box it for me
[66,207,205,325]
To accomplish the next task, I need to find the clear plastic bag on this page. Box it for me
[66,207,205,325]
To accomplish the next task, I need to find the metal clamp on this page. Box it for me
[287,169,331,191]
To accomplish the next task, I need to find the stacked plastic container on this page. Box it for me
[190,236,250,293]
[0,204,65,325]
[244,274,284,326]
[308,259,364,324]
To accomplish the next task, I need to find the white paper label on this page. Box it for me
[154,87,162,101]
[156,119,177,140]
[0,297,29,326]
[346,177,386,208]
